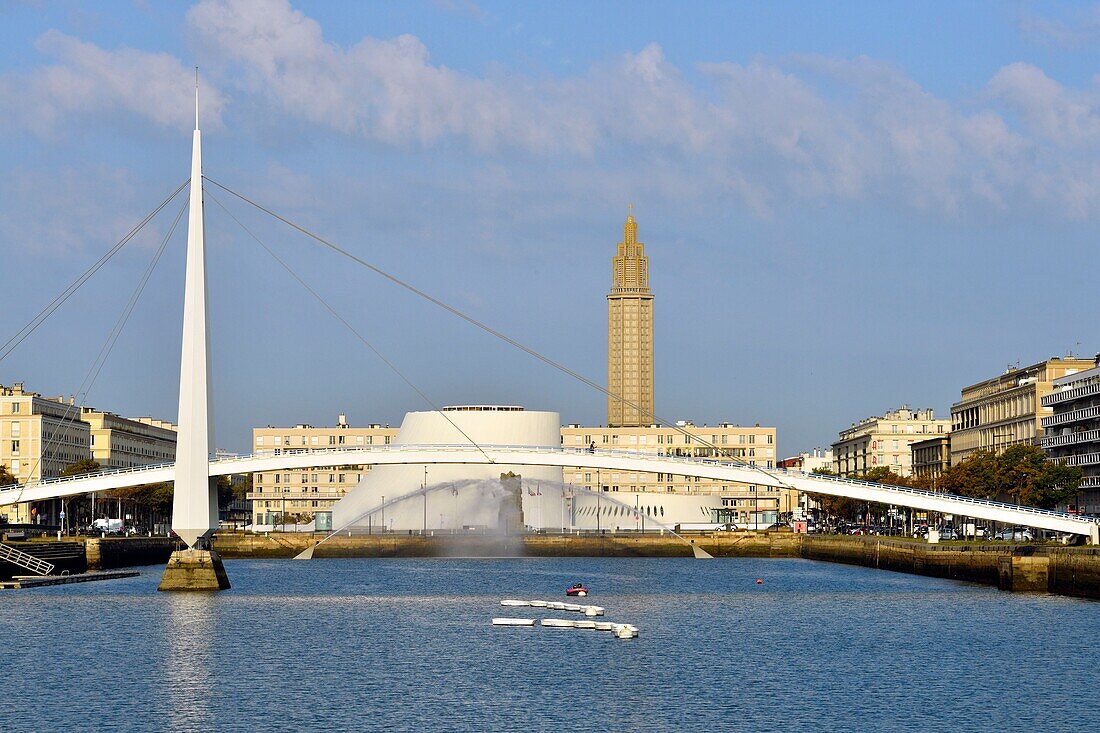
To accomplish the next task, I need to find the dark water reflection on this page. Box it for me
[1,558,1096,732]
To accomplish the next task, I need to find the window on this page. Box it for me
[384,436,391,445]
[328,474,335,483]
[11,402,20,414]
[10,440,19,454]
[256,436,264,446]
[329,436,336,445]
[749,435,756,444]
[767,435,773,444]
[301,474,308,484]
[339,435,346,445]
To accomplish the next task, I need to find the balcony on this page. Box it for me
[1042,405,1100,429]
[1079,476,1100,489]
[1064,451,1100,468]
[1042,379,1100,408]
[1041,428,1100,449]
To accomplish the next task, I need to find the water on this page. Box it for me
[1,558,1096,732]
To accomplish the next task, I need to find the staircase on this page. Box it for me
[0,542,55,576]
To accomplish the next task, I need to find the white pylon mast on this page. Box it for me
[172,71,217,549]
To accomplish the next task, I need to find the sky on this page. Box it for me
[1,0,1099,455]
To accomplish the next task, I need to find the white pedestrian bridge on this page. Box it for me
[4,445,1098,540]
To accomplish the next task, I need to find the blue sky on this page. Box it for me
[1,0,1099,455]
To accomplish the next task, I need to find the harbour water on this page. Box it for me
[2,557,1096,732]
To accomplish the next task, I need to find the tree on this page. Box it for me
[937,445,1081,509]
[62,458,101,477]
[0,464,15,487]
[998,444,1081,509]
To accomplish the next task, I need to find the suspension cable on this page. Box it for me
[13,197,188,507]
[206,191,496,465]
[0,179,189,365]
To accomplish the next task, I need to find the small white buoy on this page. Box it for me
[583,606,603,617]
[574,620,597,629]
[615,626,634,639]
[492,617,535,626]
[575,590,587,597]
[541,618,576,628]
[500,599,530,607]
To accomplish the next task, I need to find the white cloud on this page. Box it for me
[6,0,1100,222]
[183,0,1100,219]
[0,29,226,136]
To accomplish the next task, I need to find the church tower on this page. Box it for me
[607,206,654,427]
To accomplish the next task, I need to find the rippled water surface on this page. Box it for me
[1,558,1096,732]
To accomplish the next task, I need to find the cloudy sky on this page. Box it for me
[1,0,1098,454]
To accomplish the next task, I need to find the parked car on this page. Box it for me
[995,527,1033,541]
[937,527,959,540]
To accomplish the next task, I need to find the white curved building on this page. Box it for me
[332,406,562,531]
[331,405,744,533]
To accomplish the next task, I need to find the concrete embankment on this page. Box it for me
[83,536,177,570]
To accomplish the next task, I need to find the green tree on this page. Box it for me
[997,444,1081,509]
[937,445,1081,509]
[61,458,101,477]
[939,449,999,499]
[0,464,15,487]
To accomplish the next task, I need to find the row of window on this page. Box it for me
[256,472,361,484]
[568,433,773,446]
[256,434,392,447]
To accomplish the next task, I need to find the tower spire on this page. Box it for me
[194,67,200,130]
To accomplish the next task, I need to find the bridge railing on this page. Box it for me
[5,443,1095,526]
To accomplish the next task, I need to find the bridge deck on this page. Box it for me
[3,445,1097,538]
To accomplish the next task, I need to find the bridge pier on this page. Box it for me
[158,548,230,592]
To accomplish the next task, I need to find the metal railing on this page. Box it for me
[5,442,1096,526]
[1041,428,1100,449]
[1043,405,1100,429]
[1042,379,1100,408]
[1064,451,1100,468]
[0,543,54,576]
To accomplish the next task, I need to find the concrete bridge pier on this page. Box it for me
[158,548,230,592]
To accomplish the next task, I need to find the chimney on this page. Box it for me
[338,413,347,428]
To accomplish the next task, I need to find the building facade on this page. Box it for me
[1041,356,1100,514]
[607,209,654,427]
[950,357,1094,465]
[832,406,949,478]
[0,382,177,524]
[0,383,91,522]
[81,408,176,470]
[910,435,950,482]
[560,422,794,525]
[249,416,399,527]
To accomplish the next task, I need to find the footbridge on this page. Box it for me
[5,445,1098,540]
